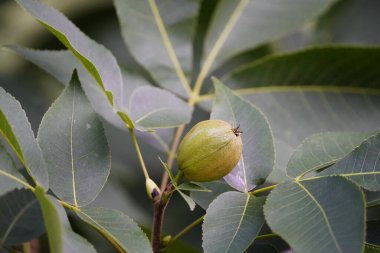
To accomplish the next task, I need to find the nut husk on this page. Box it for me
[178,120,243,182]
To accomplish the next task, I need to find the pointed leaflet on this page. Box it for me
[287,132,374,178]
[0,87,48,189]
[9,47,126,129]
[211,79,274,192]
[264,176,365,253]
[0,189,44,246]
[12,47,192,132]
[114,0,200,96]
[129,86,192,130]
[225,46,380,89]
[202,192,265,253]
[320,132,380,191]
[0,141,25,196]
[15,0,123,111]
[34,187,97,253]
[77,208,152,253]
[38,71,110,207]
[203,0,336,68]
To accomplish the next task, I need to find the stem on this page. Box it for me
[58,200,80,212]
[22,243,31,253]
[152,200,168,253]
[249,184,277,195]
[170,215,204,245]
[160,124,186,191]
[0,170,34,191]
[129,128,150,179]
[256,233,278,240]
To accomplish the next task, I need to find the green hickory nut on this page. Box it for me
[178,119,243,182]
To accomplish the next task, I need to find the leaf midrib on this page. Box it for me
[70,85,78,208]
[225,194,250,253]
[0,199,36,246]
[296,181,343,253]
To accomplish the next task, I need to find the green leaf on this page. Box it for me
[203,0,336,68]
[264,176,365,253]
[0,189,44,246]
[15,0,124,110]
[320,132,380,191]
[0,141,25,196]
[221,46,380,147]
[177,182,211,192]
[287,132,373,178]
[34,186,97,253]
[158,158,196,210]
[129,86,192,130]
[178,190,196,211]
[114,0,200,97]
[202,192,265,253]
[38,71,110,207]
[34,186,63,253]
[314,0,380,45]
[190,181,235,210]
[12,47,191,131]
[365,244,380,253]
[0,87,48,189]
[367,191,380,208]
[9,47,127,130]
[77,207,152,253]
[211,79,274,192]
[225,46,380,90]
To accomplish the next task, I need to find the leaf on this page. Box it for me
[34,186,97,253]
[0,87,48,189]
[178,190,196,211]
[10,47,173,150]
[9,47,126,129]
[211,79,275,192]
[202,192,265,253]
[367,191,380,207]
[264,176,365,253]
[314,0,380,45]
[0,189,44,246]
[203,0,337,68]
[114,0,200,97]
[34,186,63,253]
[129,86,192,130]
[365,244,380,253]
[177,182,211,192]
[320,132,380,191]
[15,0,124,111]
[286,132,373,178]
[225,46,380,90]
[0,141,25,196]
[38,71,110,207]
[77,207,152,253]
[190,181,234,210]
[158,158,196,210]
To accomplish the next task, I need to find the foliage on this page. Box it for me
[0,0,380,252]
